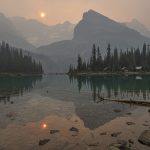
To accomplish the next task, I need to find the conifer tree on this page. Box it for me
[106,43,111,67]
[97,47,103,71]
[77,54,82,71]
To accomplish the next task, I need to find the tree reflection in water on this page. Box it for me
[69,75,150,102]
[0,75,42,104]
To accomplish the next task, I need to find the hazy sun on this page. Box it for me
[40,12,46,18]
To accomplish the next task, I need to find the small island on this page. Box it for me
[0,42,43,75]
[68,43,150,75]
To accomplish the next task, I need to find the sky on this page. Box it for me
[0,0,149,29]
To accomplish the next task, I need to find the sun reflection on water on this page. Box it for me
[41,123,48,129]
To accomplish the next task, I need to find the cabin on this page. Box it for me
[121,67,128,72]
[136,66,142,71]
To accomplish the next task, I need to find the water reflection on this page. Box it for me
[69,75,150,102]
[0,74,148,130]
[0,75,42,104]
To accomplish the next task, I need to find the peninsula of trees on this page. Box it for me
[69,43,150,74]
[0,42,43,74]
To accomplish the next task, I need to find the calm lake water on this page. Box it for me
[0,74,149,128]
[0,74,150,150]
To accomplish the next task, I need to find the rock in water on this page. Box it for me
[39,139,50,146]
[111,132,122,137]
[50,130,60,134]
[69,127,79,132]
[138,130,150,146]
[88,142,99,147]
[113,109,121,113]
[10,101,14,104]
[128,139,134,144]
[126,122,135,125]
[108,140,131,150]
[100,132,107,135]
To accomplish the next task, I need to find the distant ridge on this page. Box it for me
[10,17,75,47]
[37,9,150,72]
[126,19,150,38]
[0,13,34,50]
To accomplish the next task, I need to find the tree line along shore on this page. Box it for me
[68,43,150,75]
[0,42,43,75]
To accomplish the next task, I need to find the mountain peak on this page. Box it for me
[64,21,71,24]
[131,18,140,24]
[126,19,150,38]
[63,21,73,26]
[86,9,101,15]
[74,9,123,40]
[83,9,106,20]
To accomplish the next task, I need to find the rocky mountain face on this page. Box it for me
[37,10,150,72]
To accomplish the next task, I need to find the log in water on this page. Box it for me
[98,96,150,107]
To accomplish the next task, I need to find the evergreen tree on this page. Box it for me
[142,43,147,70]
[113,48,119,71]
[77,54,82,71]
[91,44,97,71]
[106,43,111,67]
[97,47,103,71]
[134,47,141,66]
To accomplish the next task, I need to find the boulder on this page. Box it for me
[50,130,60,134]
[126,122,135,125]
[39,139,50,146]
[69,127,79,132]
[113,109,121,113]
[108,140,131,150]
[100,132,107,135]
[128,139,134,144]
[111,132,122,137]
[138,130,150,146]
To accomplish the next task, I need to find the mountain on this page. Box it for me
[10,17,75,47]
[37,10,150,72]
[0,13,34,50]
[126,19,150,38]
[73,10,150,49]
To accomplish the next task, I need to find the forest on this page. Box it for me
[69,43,150,73]
[0,42,43,74]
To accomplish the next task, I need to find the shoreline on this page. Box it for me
[67,72,150,76]
[1,72,150,77]
[0,73,43,77]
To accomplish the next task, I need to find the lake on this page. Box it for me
[0,74,149,150]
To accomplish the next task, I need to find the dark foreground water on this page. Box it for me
[0,74,150,150]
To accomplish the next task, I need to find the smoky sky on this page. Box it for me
[0,0,149,29]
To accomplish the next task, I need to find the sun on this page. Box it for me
[40,12,46,18]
